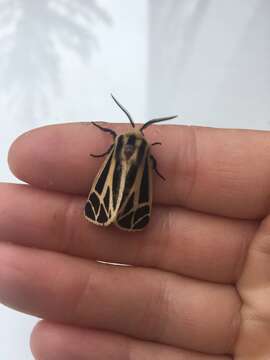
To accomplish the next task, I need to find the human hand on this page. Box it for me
[1,123,270,359]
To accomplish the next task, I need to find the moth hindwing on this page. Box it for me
[84,94,177,231]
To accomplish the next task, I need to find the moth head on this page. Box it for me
[122,133,146,161]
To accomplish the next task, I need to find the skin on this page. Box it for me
[0,122,270,359]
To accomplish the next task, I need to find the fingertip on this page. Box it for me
[7,130,28,181]
[8,125,51,184]
[7,123,89,192]
[30,320,63,360]
[30,319,46,358]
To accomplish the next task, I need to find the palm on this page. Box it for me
[1,123,270,359]
[236,218,270,357]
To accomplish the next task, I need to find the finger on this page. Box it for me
[0,183,257,283]
[235,216,270,358]
[0,242,240,354]
[8,123,270,219]
[31,320,232,360]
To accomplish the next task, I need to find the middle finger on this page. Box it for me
[0,183,257,283]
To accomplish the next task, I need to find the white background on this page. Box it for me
[0,1,270,359]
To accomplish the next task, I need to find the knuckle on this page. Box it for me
[59,197,83,255]
[173,125,199,206]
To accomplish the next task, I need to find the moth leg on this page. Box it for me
[92,121,117,139]
[150,154,166,181]
[90,144,113,158]
[151,142,162,146]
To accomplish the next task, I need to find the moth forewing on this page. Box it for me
[85,130,153,231]
[115,138,152,231]
[84,141,127,226]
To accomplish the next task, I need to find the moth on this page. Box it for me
[84,94,177,231]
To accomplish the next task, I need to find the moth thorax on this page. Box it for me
[124,143,135,160]
[122,133,139,161]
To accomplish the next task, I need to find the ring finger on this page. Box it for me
[0,242,240,354]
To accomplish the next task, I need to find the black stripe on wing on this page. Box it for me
[94,151,114,194]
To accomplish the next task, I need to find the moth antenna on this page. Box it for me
[140,115,177,132]
[111,94,135,128]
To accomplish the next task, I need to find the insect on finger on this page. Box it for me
[84,95,176,231]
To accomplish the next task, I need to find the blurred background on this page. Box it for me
[0,0,270,358]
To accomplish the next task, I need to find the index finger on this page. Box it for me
[8,122,270,219]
